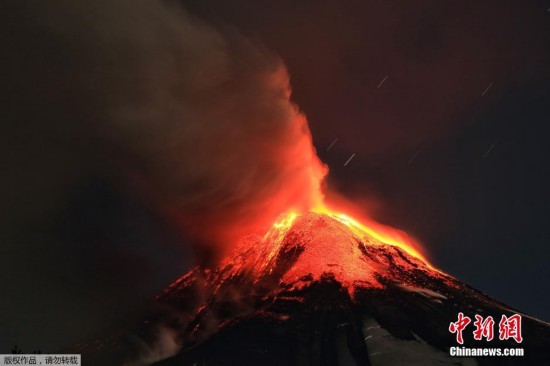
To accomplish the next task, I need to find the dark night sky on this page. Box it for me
[182,0,550,320]
[2,0,550,354]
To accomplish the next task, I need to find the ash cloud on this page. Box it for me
[1,0,325,353]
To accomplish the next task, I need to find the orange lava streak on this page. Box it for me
[261,211,299,267]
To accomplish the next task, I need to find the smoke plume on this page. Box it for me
[23,0,324,249]
[1,0,326,352]
[73,0,329,250]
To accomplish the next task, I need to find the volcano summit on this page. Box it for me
[130,212,550,365]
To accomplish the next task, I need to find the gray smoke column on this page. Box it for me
[0,0,327,352]
[3,0,327,250]
[85,0,327,251]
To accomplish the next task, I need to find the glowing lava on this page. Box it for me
[156,210,459,353]
[150,195,550,366]
[151,209,550,366]
[259,205,430,268]
[312,206,428,263]
[204,209,444,299]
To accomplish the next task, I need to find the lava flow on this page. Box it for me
[154,209,455,349]
[212,208,440,296]
[141,208,550,366]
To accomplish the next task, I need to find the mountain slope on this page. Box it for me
[145,213,550,365]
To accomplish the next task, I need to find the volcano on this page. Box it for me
[135,212,550,365]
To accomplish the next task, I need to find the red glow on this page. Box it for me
[216,209,444,297]
[201,104,440,290]
[313,203,430,265]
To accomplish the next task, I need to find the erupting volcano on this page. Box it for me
[179,208,437,299]
[125,209,550,366]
